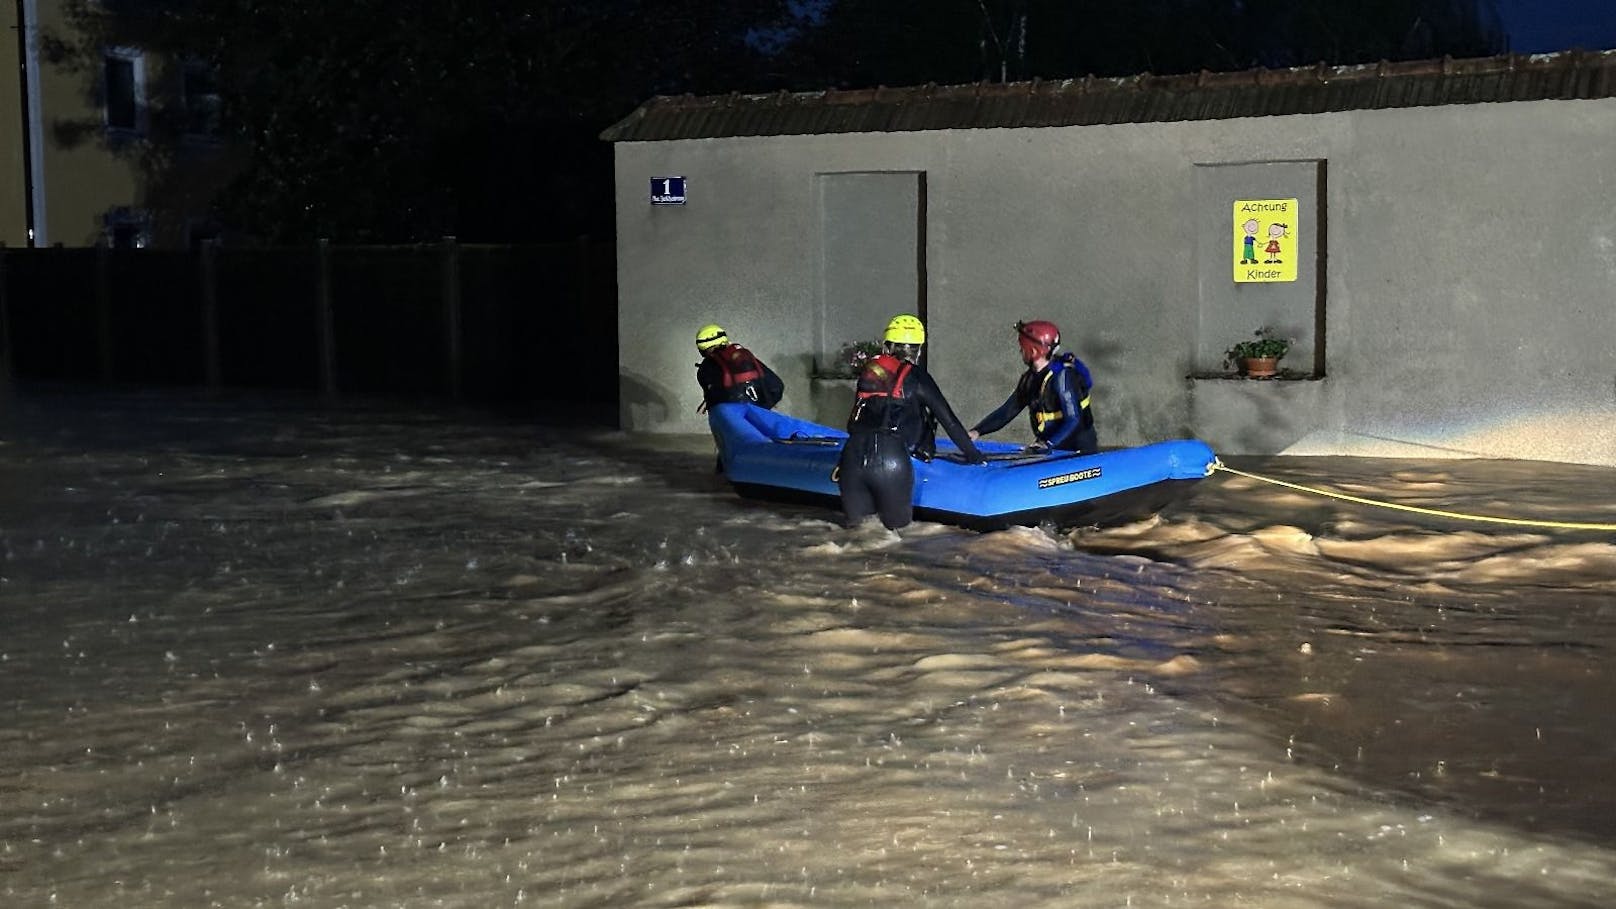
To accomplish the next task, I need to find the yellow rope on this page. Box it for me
[1210,460,1616,531]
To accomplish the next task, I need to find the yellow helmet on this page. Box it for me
[883,314,926,346]
[695,323,729,353]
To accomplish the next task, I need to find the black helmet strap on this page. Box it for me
[1015,321,1058,352]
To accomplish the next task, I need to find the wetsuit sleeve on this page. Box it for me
[971,390,1024,436]
[914,371,984,463]
[760,362,786,409]
[1040,367,1086,450]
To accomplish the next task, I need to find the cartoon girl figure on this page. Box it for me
[1263,222,1288,263]
[1240,218,1260,264]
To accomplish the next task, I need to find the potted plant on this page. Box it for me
[830,339,883,378]
[811,339,882,425]
[1223,326,1291,378]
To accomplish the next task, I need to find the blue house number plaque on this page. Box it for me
[650,177,686,205]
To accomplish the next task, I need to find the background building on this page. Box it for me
[2,0,235,249]
[604,50,1616,468]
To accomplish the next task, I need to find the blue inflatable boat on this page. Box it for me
[708,403,1217,530]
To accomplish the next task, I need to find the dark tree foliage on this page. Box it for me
[782,0,1505,89]
[54,0,1502,243]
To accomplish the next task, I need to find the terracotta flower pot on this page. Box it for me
[1241,356,1279,378]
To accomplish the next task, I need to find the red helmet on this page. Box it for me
[1015,320,1061,362]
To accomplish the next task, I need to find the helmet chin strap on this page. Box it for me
[886,342,922,363]
[1014,320,1059,361]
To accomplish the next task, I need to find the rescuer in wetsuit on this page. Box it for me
[970,319,1098,455]
[837,314,984,530]
[694,323,785,412]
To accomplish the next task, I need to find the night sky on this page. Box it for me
[1495,0,1616,52]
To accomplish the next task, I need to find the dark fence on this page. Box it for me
[0,237,616,415]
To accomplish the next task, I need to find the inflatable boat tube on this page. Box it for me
[708,403,1217,531]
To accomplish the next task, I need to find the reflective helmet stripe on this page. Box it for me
[695,323,729,352]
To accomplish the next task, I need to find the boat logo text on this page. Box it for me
[1038,467,1102,489]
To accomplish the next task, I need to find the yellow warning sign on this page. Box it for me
[1233,199,1298,283]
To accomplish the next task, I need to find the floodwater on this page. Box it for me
[2,389,1615,908]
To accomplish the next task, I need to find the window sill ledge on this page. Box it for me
[1188,371,1324,382]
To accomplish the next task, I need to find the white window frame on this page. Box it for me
[102,46,147,136]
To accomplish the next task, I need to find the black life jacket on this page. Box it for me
[847,354,913,434]
[711,344,767,403]
[1028,353,1094,439]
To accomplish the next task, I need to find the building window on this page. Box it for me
[182,62,221,139]
[104,207,151,249]
[186,218,223,250]
[103,48,146,134]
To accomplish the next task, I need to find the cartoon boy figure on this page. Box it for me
[1263,222,1288,264]
[1240,218,1260,264]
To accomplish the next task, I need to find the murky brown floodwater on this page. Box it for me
[2,389,1613,907]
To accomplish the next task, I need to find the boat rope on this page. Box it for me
[1209,459,1616,531]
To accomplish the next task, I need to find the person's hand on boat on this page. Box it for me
[1023,442,1050,454]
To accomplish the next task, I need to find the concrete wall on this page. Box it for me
[613,98,1616,467]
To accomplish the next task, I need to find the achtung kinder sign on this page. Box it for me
[1233,199,1298,283]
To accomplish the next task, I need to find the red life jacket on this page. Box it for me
[854,354,911,400]
[712,344,765,391]
[847,354,913,432]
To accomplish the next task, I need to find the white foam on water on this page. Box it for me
[3,395,1615,907]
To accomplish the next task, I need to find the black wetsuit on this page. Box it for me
[837,355,983,529]
[972,353,1098,453]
